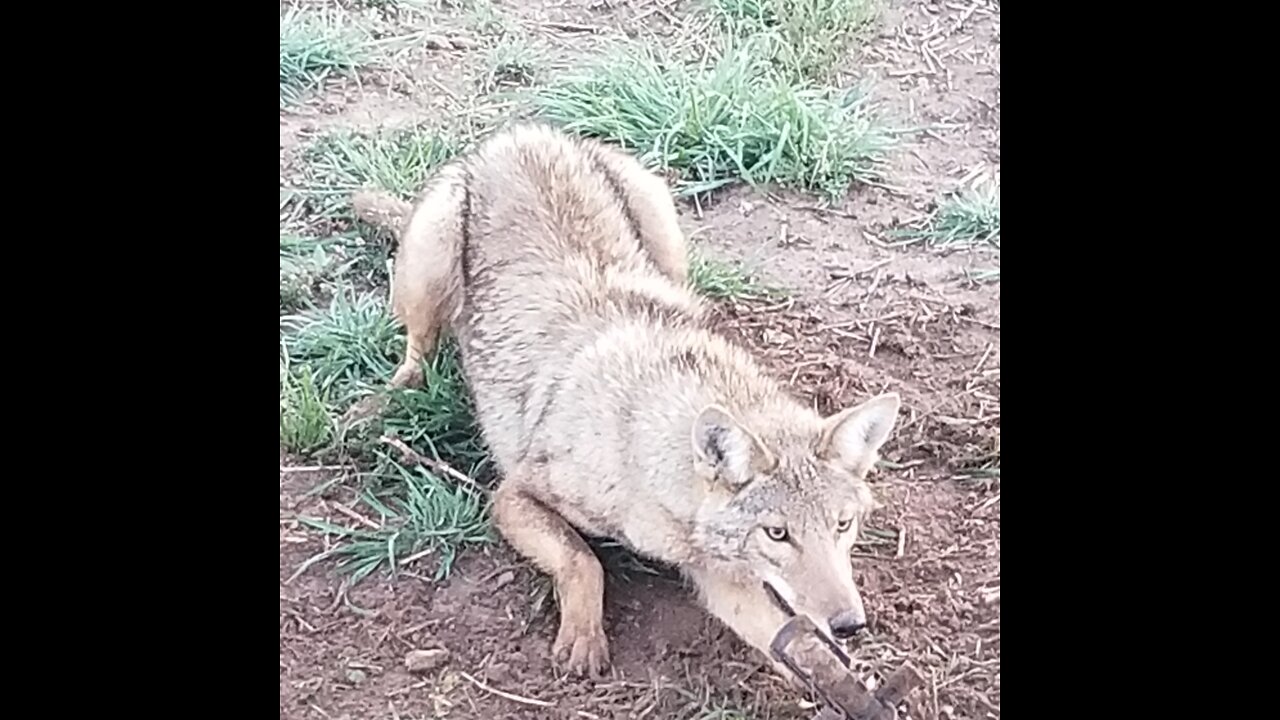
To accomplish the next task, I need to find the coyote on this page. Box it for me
[352,124,900,679]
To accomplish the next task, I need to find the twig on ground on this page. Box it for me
[380,434,484,492]
[543,21,600,33]
[460,671,555,707]
[331,502,381,530]
[281,464,351,473]
[958,315,1000,331]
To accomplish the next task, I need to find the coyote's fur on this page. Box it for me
[352,124,900,679]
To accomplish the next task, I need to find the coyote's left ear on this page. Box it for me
[818,393,900,475]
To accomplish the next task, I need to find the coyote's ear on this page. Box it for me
[818,393,900,476]
[692,405,776,489]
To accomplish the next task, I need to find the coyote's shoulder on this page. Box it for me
[353,123,901,681]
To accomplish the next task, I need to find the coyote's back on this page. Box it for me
[435,125,700,469]
[456,128,698,350]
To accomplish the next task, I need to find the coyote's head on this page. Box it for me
[690,393,901,642]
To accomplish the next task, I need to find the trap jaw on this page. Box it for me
[765,584,922,720]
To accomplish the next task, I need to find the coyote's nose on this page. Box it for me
[828,611,867,640]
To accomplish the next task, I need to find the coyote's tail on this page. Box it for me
[352,190,412,234]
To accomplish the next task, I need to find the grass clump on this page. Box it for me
[964,267,1001,284]
[537,44,888,198]
[285,127,459,288]
[712,0,878,80]
[280,5,369,109]
[281,292,492,584]
[352,0,416,9]
[381,342,490,477]
[280,234,365,312]
[278,290,487,468]
[895,179,1001,249]
[280,365,334,454]
[482,36,542,92]
[689,252,780,300]
[299,457,491,583]
[463,0,514,36]
[280,290,402,407]
[298,126,459,218]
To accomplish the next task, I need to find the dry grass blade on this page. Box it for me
[460,671,556,707]
[380,434,485,492]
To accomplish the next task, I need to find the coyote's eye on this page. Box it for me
[836,518,853,533]
[764,527,789,542]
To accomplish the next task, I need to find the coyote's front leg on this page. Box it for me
[493,480,610,678]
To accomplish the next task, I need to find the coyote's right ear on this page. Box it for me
[818,393,900,476]
[691,405,776,489]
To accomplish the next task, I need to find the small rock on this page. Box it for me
[405,648,450,674]
[345,668,367,684]
[493,570,516,590]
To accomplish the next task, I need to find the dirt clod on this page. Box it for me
[405,648,450,674]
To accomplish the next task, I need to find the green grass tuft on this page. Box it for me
[280,5,368,109]
[280,291,402,407]
[298,127,459,218]
[351,0,415,9]
[279,290,488,468]
[463,0,514,36]
[482,36,542,92]
[895,179,1001,249]
[712,0,878,80]
[380,341,490,477]
[299,457,491,583]
[536,44,889,198]
[280,234,367,312]
[964,267,1001,284]
[280,365,335,454]
[688,252,780,300]
[286,128,457,288]
[281,294,492,584]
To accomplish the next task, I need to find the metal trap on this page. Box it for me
[769,614,922,720]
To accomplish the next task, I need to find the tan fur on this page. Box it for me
[354,124,901,679]
[352,190,412,235]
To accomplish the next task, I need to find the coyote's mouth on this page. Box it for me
[762,581,856,651]
[763,580,796,618]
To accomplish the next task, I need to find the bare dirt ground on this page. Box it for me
[280,1,1000,718]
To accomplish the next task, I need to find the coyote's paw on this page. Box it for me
[389,362,424,390]
[554,621,610,679]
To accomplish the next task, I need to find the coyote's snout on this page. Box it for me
[353,124,901,680]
